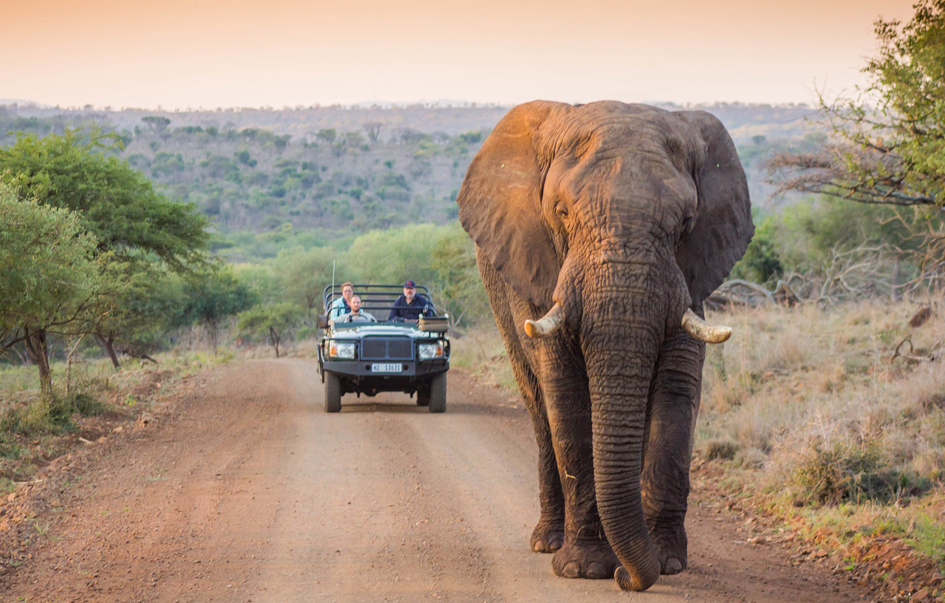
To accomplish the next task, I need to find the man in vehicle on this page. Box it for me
[328,282,354,324]
[388,280,429,320]
[339,296,376,323]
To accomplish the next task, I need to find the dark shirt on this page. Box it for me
[388,294,429,320]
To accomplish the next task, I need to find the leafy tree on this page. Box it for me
[0,129,210,371]
[141,116,171,135]
[177,268,255,354]
[88,261,184,367]
[0,129,209,272]
[0,185,101,392]
[458,131,482,144]
[729,198,917,301]
[237,302,304,358]
[429,223,489,329]
[234,149,257,167]
[199,154,240,179]
[344,132,364,147]
[729,214,785,285]
[231,263,281,306]
[150,151,186,179]
[770,0,945,206]
[273,134,291,153]
[316,129,337,144]
[275,247,343,312]
[346,224,440,285]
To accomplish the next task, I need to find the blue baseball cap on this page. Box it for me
[404,280,416,288]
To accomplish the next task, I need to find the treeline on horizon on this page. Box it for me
[0,102,820,252]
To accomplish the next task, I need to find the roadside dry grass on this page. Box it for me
[450,325,516,392]
[699,300,945,600]
[0,348,230,494]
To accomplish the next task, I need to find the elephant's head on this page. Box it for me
[457,101,753,591]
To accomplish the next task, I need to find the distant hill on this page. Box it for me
[5,101,816,142]
[1,102,820,245]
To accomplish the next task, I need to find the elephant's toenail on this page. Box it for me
[586,562,608,579]
[663,557,683,574]
[562,561,582,578]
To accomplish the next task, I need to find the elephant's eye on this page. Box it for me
[555,205,569,219]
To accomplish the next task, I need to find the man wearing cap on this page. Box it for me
[388,280,428,320]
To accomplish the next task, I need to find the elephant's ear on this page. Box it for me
[675,111,754,304]
[457,101,564,307]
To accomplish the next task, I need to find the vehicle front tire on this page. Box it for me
[324,372,341,413]
[428,372,446,413]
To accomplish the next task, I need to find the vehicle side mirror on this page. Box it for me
[317,314,329,329]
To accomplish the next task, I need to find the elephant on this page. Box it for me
[456,101,753,592]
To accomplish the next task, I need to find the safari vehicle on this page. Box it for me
[316,284,450,413]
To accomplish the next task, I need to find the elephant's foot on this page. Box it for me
[650,524,688,575]
[530,519,564,553]
[551,539,619,579]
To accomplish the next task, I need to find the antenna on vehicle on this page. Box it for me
[331,260,336,308]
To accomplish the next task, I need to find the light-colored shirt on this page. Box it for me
[341,310,376,323]
[328,297,351,321]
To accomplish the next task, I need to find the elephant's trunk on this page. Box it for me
[582,265,676,592]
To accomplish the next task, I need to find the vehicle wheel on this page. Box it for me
[428,372,446,413]
[416,386,430,407]
[324,372,341,413]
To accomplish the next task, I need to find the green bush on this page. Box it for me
[791,441,932,505]
[0,392,106,436]
[730,214,783,285]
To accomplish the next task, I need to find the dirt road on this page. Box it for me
[1,360,873,602]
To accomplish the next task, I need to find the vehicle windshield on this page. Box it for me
[322,283,438,325]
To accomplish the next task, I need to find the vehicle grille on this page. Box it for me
[361,338,413,360]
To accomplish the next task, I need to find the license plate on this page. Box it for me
[371,363,402,373]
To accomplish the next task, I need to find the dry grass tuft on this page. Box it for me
[699,298,945,579]
[450,324,516,391]
[704,439,740,461]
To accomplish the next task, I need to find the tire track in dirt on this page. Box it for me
[252,360,499,602]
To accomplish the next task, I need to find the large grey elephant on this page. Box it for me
[456,101,753,591]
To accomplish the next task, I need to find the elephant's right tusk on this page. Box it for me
[524,303,565,338]
[681,308,732,344]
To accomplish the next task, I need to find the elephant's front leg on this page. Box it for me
[539,347,619,580]
[642,328,705,575]
[509,355,564,554]
[527,389,566,554]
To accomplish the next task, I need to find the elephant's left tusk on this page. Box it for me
[524,303,565,338]
[681,308,731,344]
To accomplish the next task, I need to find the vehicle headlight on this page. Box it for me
[328,341,356,359]
[418,341,444,360]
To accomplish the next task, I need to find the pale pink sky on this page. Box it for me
[2,0,916,109]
